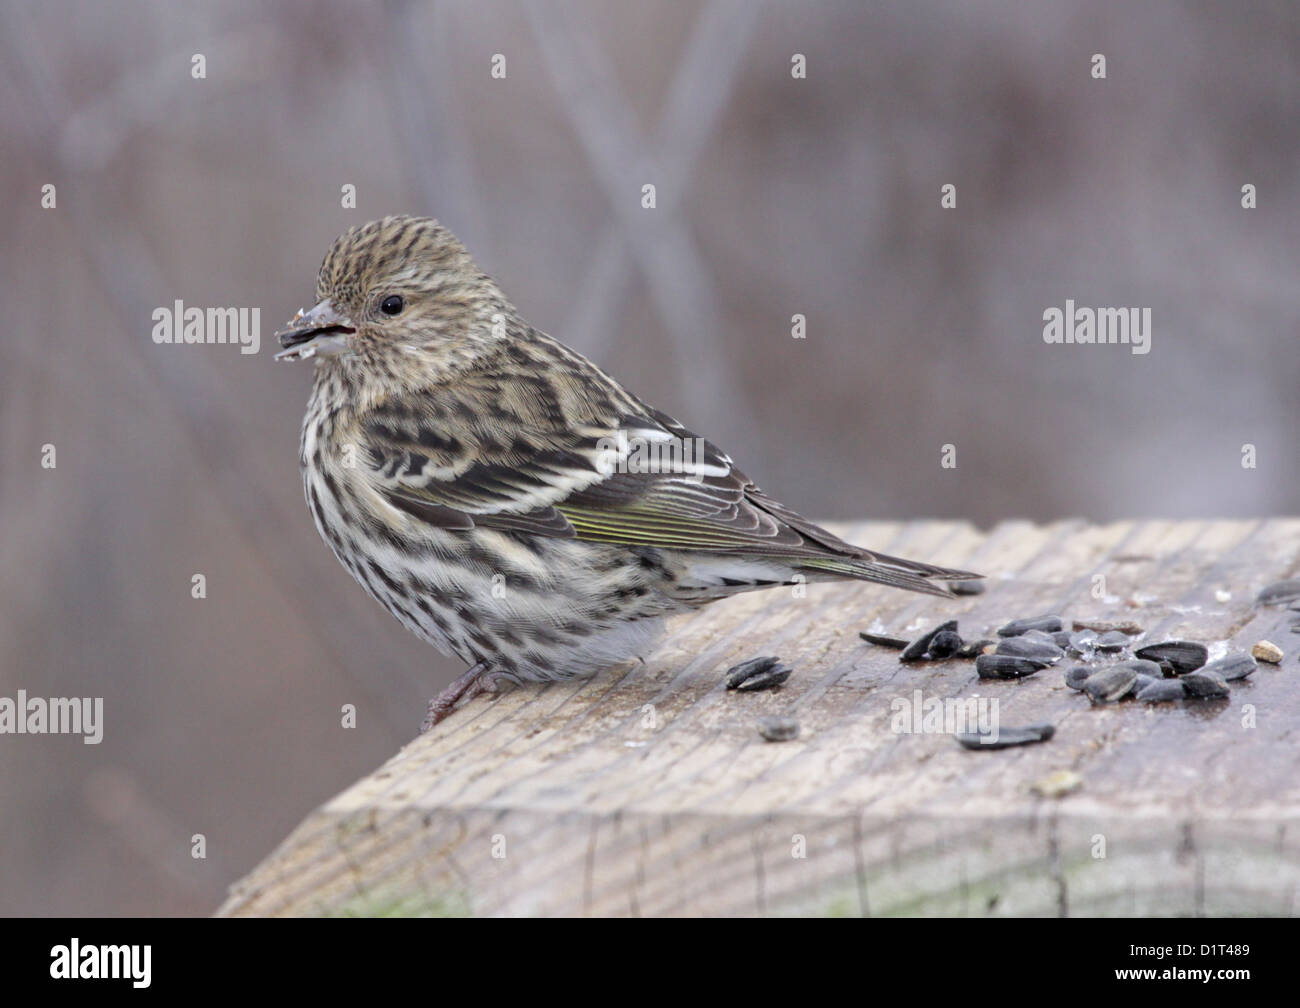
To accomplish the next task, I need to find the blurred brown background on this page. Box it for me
[1,0,1296,915]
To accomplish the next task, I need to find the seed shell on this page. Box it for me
[1083,665,1139,704]
[997,615,1065,637]
[926,630,963,660]
[1134,641,1208,675]
[757,716,799,742]
[725,656,781,690]
[1064,666,1092,690]
[1095,630,1130,653]
[1256,579,1300,606]
[1136,679,1186,703]
[956,722,1055,750]
[976,654,1048,679]
[955,638,997,659]
[734,664,793,692]
[1202,653,1256,681]
[1181,671,1230,699]
[859,632,909,649]
[995,636,1064,664]
[900,620,959,662]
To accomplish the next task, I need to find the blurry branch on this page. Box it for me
[567,0,762,362]
[522,0,758,433]
[56,28,279,174]
[0,10,420,732]
[382,0,487,242]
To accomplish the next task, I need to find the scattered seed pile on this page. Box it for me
[724,578,1295,745]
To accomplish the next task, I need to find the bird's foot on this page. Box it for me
[420,660,494,733]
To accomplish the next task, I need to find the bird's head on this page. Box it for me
[275,215,514,402]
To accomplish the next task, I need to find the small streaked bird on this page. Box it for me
[275,216,979,730]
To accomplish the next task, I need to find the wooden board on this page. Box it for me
[217,518,1300,916]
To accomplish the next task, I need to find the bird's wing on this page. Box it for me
[359,393,844,559]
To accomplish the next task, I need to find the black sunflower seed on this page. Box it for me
[950,579,986,596]
[1067,630,1098,656]
[956,722,1055,750]
[995,636,1064,664]
[859,632,909,649]
[1181,671,1230,699]
[1134,641,1208,675]
[734,664,793,692]
[900,620,959,662]
[956,638,996,659]
[1065,666,1092,690]
[1019,629,1060,647]
[927,630,963,660]
[1201,653,1256,681]
[1095,630,1130,653]
[1256,579,1300,606]
[997,615,1064,637]
[976,654,1048,679]
[725,656,781,689]
[1118,658,1164,678]
[1083,665,1139,703]
[1136,678,1186,703]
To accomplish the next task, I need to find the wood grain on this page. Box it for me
[217,518,1300,916]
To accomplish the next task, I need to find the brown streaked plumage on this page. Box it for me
[275,215,980,730]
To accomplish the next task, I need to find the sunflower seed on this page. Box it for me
[1064,666,1093,690]
[1073,619,1143,635]
[997,615,1064,637]
[1020,629,1061,647]
[956,722,1055,750]
[1134,641,1208,675]
[950,579,986,596]
[1095,630,1130,653]
[1032,769,1083,797]
[1251,640,1284,664]
[927,630,963,660]
[955,638,997,659]
[976,654,1048,679]
[1067,630,1099,656]
[995,636,1064,664]
[725,656,782,689]
[900,620,959,662]
[1256,579,1300,606]
[1083,665,1139,703]
[1118,658,1164,678]
[1181,671,1230,698]
[1050,630,1074,649]
[1136,678,1186,703]
[1133,673,1158,694]
[1202,653,1256,681]
[734,664,793,692]
[859,632,910,649]
[757,716,799,742]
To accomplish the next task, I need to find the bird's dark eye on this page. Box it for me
[380,295,404,315]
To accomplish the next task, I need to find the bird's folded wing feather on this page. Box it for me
[359,394,860,560]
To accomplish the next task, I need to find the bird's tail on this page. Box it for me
[797,551,981,598]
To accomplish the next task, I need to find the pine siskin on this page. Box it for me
[275,216,980,730]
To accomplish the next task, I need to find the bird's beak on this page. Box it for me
[273,299,356,362]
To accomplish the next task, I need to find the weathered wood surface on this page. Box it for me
[218,518,1300,917]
